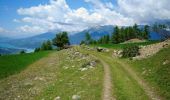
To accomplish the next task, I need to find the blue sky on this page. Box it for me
[0,0,170,38]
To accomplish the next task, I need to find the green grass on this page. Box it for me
[127,46,170,99]
[91,40,159,49]
[0,51,50,79]
[79,47,149,100]
[36,49,103,100]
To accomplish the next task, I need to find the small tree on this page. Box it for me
[41,42,47,50]
[53,32,70,49]
[46,40,53,50]
[34,48,40,52]
[112,26,121,44]
[85,32,92,44]
[20,50,25,54]
[143,25,150,39]
[80,40,85,45]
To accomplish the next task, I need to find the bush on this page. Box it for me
[20,50,26,54]
[122,45,140,58]
[34,48,41,52]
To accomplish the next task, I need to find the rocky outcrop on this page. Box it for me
[133,39,170,60]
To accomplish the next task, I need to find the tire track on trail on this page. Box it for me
[112,56,162,100]
[91,55,116,100]
[76,47,115,100]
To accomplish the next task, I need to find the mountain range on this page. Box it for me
[0,25,165,54]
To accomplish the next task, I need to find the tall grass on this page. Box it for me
[128,46,170,99]
[0,51,50,79]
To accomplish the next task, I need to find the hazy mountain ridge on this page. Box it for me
[0,25,166,54]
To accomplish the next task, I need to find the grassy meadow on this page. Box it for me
[0,51,50,79]
[126,46,170,99]
[91,40,160,49]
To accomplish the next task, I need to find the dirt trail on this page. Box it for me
[90,55,115,100]
[100,59,115,100]
[113,56,162,100]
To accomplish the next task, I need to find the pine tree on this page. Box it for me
[85,32,91,44]
[143,25,150,39]
[112,26,120,44]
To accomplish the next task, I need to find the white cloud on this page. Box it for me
[12,0,170,37]
[117,0,170,23]
[17,25,46,34]
[15,0,134,35]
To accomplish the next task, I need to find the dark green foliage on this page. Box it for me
[85,32,91,42]
[0,51,50,79]
[122,45,140,58]
[143,25,150,39]
[53,32,70,49]
[34,40,52,52]
[109,24,151,44]
[85,32,92,44]
[82,32,97,45]
[34,48,41,52]
[41,40,53,50]
[112,26,121,44]
[80,40,85,45]
[20,50,25,54]
[97,35,110,44]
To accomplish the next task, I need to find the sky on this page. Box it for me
[0,0,170,38]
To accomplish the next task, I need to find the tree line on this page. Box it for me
[34,23,169,52]
[81,23,169,45]
[81,24,150,45]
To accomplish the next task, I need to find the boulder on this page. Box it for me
[163,60,169,65]
[54,96,60,100]
[96,47,103,52]
[72,95,81,100]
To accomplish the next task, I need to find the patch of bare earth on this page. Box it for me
[134,39,170,60]
[121,38,146,44]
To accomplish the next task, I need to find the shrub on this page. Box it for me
[122,45,140,58]
[20,50,26,54]
[34,48,41,52]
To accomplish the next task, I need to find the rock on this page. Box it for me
[74,52,80,55]
[134,40,170,60]
[63,66,69,69]
[90,61,96,67]
[54,96,60,100]
[162,43,169,48]
[117,50,122,55]
[72,95,81,100]
[80,68,88,71]
[96,47,103,52]
[105,49,110,52]
[163,60,169,65]
[112,50,123,58]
